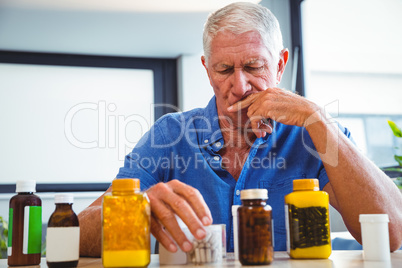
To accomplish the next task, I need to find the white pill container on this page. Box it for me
[187,224,223,264]
[359,214,390,262]
[232,205,240,261]
[159,222,224,265]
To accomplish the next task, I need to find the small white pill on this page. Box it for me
[206,248,212,262]
[195,248,200,264]
[211,249,216,262]
[209,233,218,247]
[200,248,206,263]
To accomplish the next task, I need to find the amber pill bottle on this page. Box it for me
[284,179,331,259]
[8,180,42,266]
[238,189,273,265]
[102,178,151,267]
[46,193,80,268]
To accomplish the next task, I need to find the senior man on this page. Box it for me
[79,2,402,256]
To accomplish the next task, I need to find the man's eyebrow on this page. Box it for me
[244,58,266,65]
[213,63,233,69]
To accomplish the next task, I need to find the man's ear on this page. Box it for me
[201,56,213,87]
[276,49,289,84]
[201,55,207,69]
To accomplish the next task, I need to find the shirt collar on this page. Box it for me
[201,96,223,148]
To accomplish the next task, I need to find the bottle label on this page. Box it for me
[46,227,80,262]
[284,204,290,254]
[287,204,329,249]
[23,206,42,254]
[8,208,13,256]
[8,206,42,256]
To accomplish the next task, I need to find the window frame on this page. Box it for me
[289,0,306,96]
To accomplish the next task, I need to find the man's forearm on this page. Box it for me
[306,116,402,251]
[78,206,102,257]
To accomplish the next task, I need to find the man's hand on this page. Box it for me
[227,88,321,137]
[146,180,213,253]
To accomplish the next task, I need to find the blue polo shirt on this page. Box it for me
[116,96,353,251]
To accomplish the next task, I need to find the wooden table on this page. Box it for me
[1,251,401,267]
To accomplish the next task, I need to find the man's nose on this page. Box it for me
[231,68,251,97]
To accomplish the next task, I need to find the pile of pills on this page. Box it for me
[187,225,222,264]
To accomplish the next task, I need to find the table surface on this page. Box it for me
[1,251,401,268]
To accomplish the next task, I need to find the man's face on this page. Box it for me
[202,30,286,128]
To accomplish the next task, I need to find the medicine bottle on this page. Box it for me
[237,189,273,265]
[102,178,151,267]
[285,179,331,259]
[46,193,80,268]
[8,180,42,266]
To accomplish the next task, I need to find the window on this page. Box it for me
[301,0,402,167]
[0,51,177,192]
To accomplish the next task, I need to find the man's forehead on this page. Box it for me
[210,31,266,49]
[210,53,271,66]
[207,31,275,66]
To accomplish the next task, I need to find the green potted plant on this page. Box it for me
[0,216,8,259]
[383,120,402,189]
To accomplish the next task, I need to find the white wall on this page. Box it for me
[178,53,214,111]
[0,64,154,184]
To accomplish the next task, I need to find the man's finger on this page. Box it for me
[146,181,212,252]
[261,118,273,133]
[150,214,178,253]
[169,180,212,226]
[147,189,194,252]
[227,93,260,112]
[259,123,273,135]
[162,182,210,242]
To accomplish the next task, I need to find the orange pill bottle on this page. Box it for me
[102,178,151,267]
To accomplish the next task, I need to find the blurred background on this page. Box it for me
[0,0,401,238]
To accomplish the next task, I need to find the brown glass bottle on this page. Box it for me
[46,194,79,268]
[8,180,42,266]
[238,189,273,265]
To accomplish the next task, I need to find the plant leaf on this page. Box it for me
[388,120,402,138]
[383,167,402,172]
[395,155,402,166]
[0,240,6,251]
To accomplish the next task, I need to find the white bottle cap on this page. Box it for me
[16,180,36,193]
[359,214,390,261]
[54,193,74,204]
[359,214,389,223]
[240,189,268,200]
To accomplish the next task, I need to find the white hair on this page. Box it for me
[203,2,283,64]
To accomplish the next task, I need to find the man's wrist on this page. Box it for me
[303,107,328,131]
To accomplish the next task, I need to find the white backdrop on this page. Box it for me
[0,63,154,184]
